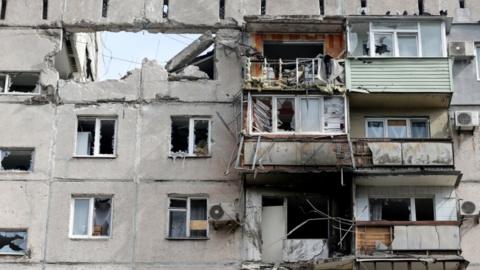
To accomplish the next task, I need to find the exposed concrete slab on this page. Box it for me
[165,31,215,72]
[45,181,135,263]
[0,0,64,26]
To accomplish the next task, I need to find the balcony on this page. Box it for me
[244,57,345,91]
[355,221,461,255]
[346,58,453,93]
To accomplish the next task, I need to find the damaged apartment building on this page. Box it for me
[0,0,480,270]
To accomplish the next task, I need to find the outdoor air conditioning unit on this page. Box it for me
[455,111,479,130]
[448,41,475,60]
[460,201,478,217]
[209,202,239,231]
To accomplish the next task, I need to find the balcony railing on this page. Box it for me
[353,139,454,168]
[244,57,345,90]
[355,221,461,255]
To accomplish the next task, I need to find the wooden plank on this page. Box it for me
[190,220,208,230]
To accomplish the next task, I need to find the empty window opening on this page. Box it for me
[252,96,273,132]
[459,0,465,8]
[71,197,112,238]
[0,0,6,20]
[263,41,324,61]
[85,48,94,81]
[261,0,266,15]
[0,231,27,255]
[76,117,117,157]
[42,0,48,19]
[287,196,328,239]
[262,197,284,207]
[219,0,225,19]
[370,198,411,221]
[102,0,109,18]
[418,0,424,14]
[163,0,169,18]
[168,197,208,239]
[415,198,434,221]
[319,0,325,15]
[277,98,295,132]
[0,73,40,94]
[360,0,367,8]
[0,149,33,171]
[170,117,211,157]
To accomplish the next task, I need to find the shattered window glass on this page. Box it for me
[277,98,295,132]
[0,149,33,171]
[193,120,210,156]
[76,119,95,156]
[0,75,6,92]
[71,197,112,238]
[374,33,393,56]
[0,231,27,255]
[99,120,115,155]
[76,118,116,156]
[369,198,411,221]
[93,198,112,237]
[171,117,189,155]
[252,96,272,132]
[348,22,369,56]
[324,97,345,133]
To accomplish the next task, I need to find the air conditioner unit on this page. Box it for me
[209,202,238,223]
[460,201,478,217]
[455,111,479,130]
[448,41,475,60]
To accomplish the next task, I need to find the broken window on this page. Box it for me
[219,0,225,19]
[250,95,345,134]
[170,117,211,157]
[71,197,112,238]
[349,21,445,57]
[418,0,424,14]
[0,149,33,171]
[263,41,324,60]
[319,0,325,15]
[102,0,109,18]
[459,0,465,8]
[360,0,367,8]
[76,117,117,157]
[42,0,48,20]
[162,0,169,18]
[261,0,266,15]
[369,197,434,221]
[168,197,208,239]
[287,196,328,239]
[0,231,27,255]
[277,98,295,132]
[0,73,40,94]
[0,0,6,20]
[366,118,429,138]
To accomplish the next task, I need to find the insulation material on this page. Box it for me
[391,225,460,250]
[356,226,392,254]
[283,239,328,262]
[323,96,345,133]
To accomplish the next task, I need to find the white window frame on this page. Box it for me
[0,73,41,95]
[365,117,430,138]
[166,196,209,239]
[69,196,113,239]
[74,117,117,158]
[476,44,480,81]
[188,118,212,156]
[369,22,421,57]
[248,93,347,135]
[368,196,436,221]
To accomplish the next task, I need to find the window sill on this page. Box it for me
[0,252,27,256]
[165,237,209,241]
[0,92,41,96]
[168,154,212,159]
[0,170,31,174]
[73,155,117,159]
[69,236,111,240]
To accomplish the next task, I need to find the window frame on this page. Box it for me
[0,73,41,95]
[369,22,422,57]
[170,117,212,157]
[248,93,347,135]
[166,196,209,240]
[365,117,430,138]
[69,196,113,239]
[368,195,436,221]
[74,116,118,158]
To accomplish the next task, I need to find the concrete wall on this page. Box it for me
[350,108,450,138]
[0,0,479,30]
[354,185,457,221]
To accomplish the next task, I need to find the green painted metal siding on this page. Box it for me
[347,58,453,92]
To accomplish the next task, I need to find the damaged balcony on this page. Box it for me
[237,94,352,173]
[352,139,459,186]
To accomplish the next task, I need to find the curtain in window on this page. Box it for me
[411,121,429,138]
[370,200,383,221]
[387,120,407,138]
[73,199,90,235]
[367,121,384,138]
[300,98,321,132]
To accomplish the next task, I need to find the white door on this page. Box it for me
[261,205,286,263]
